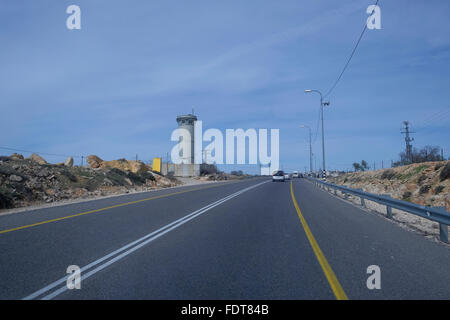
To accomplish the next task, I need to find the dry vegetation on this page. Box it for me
[328,161,450,211]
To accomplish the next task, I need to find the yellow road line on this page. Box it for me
[290,181,349,300]
[0,182,235,235]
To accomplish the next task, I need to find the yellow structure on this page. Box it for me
[152,157,162,173]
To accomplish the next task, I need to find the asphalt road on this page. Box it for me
[0,177,449,300]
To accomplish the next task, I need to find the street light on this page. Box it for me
[300,124,312,173]
[304,89,330,177]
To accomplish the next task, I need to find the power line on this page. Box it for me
[415,108,450,131]
[0,146,83,159]
[324,0,380,98]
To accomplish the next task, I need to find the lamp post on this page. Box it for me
[300,124,312,173]
[305,89,329,177]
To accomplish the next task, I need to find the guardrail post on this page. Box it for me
[382,194,393,219]
[386,206,393,219]
[435,206,449,243]
[356,189,366,207]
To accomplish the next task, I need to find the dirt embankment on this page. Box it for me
[0,154,180,210]
[328,161,450,211]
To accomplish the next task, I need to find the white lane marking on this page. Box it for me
[23,180,269,300]
[24,191,235,299]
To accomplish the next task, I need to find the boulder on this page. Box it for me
[103,178,114,186]
[29,153,47,165]
[86,155,103,168]
[100,159,147,174]
[9,175,23,182]
[64,156,74,167]
[152,172,173,187]
[10,153,24,160]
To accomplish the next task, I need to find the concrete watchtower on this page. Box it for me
[176,114,197,164]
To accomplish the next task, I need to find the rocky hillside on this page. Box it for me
[0,154,180,210]
[328,161,450,211]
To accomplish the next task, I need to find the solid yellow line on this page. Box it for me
[0,182,234,235]
[290,181,349,300]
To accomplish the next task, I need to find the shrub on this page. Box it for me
[200,164,218,175]
[417,174,427,185]
[0,188,13,209]
[434,185,445,195]
[440,162,450,181]
[402,191,412,200]
[381,169,396,180]
[419,185,431,194]
[59,168,77,182]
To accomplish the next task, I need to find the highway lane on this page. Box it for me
[0,178,265,299]
[290,179,450,299]
[1,177,449,299]
[53,177,332,299]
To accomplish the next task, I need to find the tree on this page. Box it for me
[394,145,444,166]
[353,160,369,172]
[361,160,369,171]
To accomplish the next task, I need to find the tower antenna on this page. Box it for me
[401,121,415,163]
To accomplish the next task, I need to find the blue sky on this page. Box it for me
[1,0,449,173]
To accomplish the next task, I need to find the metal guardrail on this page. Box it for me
[307,177,449,243]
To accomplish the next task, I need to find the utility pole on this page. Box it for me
[166,151,169,174]
[300,125,313,173]
[314,154,317,173]
[401,121,415,163]
[305,89,329,177]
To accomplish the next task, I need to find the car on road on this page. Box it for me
[272,170,285,182]
[292,171,299,178]
[284,173,291,180]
